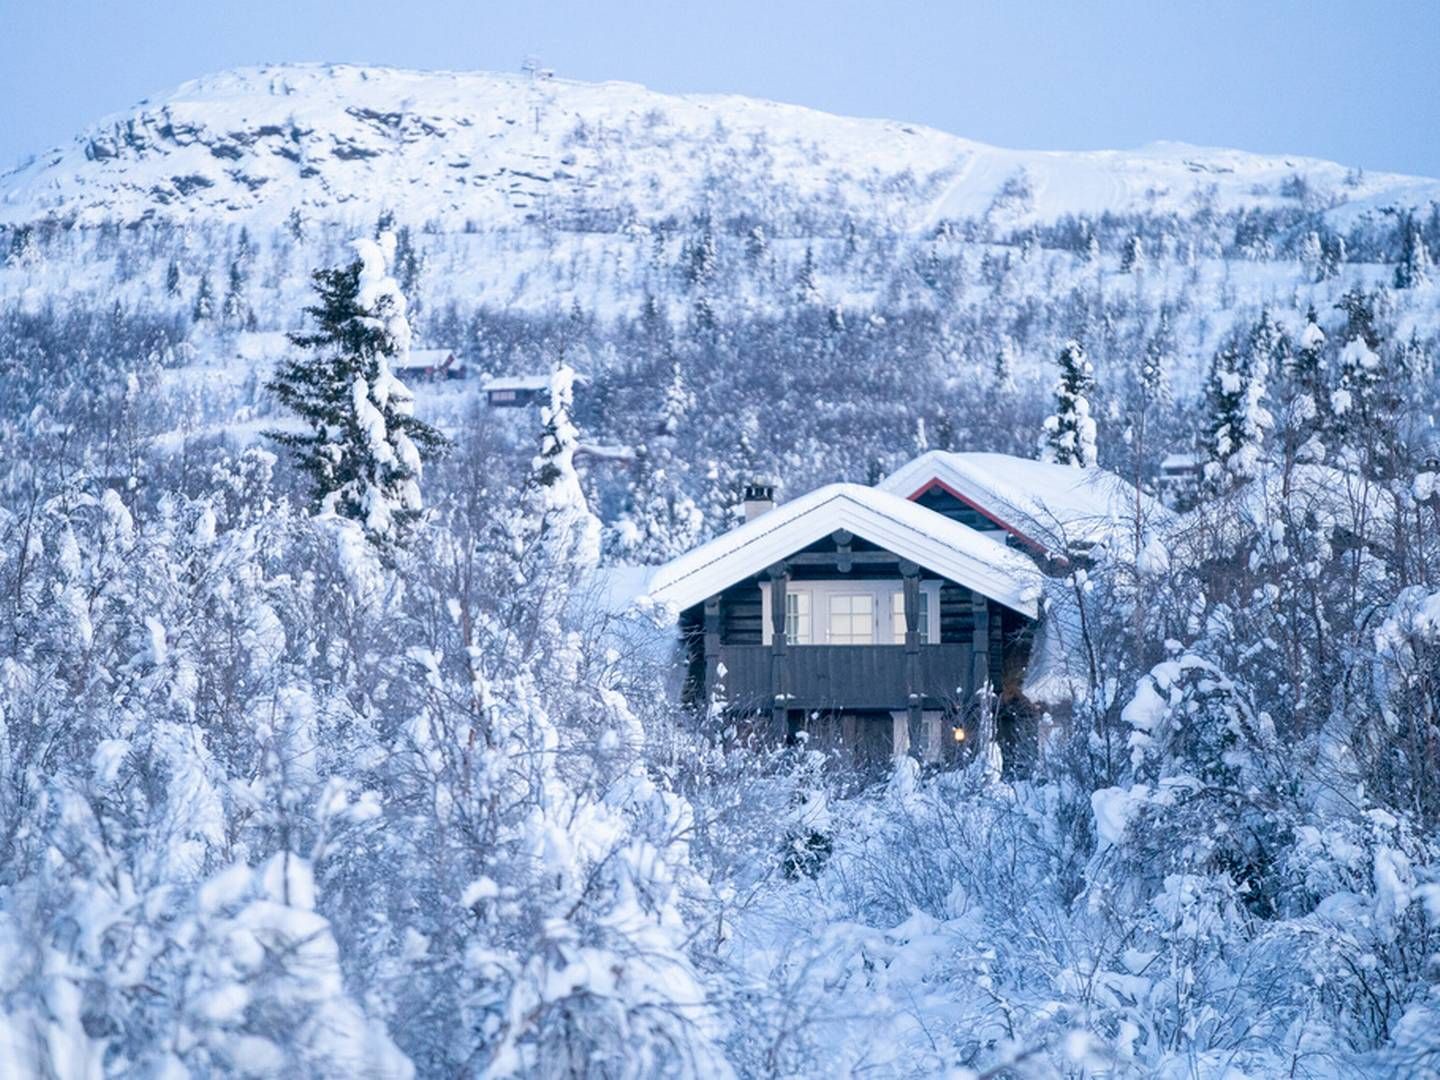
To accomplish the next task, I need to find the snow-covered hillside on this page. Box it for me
[3,63,1437,231]
[2,62,1438,503]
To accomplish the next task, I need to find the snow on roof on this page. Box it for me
[405,348,457,365]
[483,374,552,392]
[1161,452,1203,470]
[876,451,1168,554]
[644,483,1040,618]
[482,372,593,392]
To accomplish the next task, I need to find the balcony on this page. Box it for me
[717,643,975,712]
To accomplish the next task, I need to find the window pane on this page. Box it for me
[829,594,873,644]
[785,591,811,645]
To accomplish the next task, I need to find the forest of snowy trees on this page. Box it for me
[3,72,1440,1074]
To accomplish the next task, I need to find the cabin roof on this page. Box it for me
[643,482,1041,618]
[406,348,457,365]
[482,374,551,391]
[481,372,591,392]
[876,450,1168,554]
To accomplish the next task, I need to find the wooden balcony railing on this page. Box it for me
[717,643,974,712]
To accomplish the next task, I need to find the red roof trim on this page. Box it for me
[906,478,1048,555]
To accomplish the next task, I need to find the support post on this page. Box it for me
[703,596,722,703]
[831,529,854,573]
[901,560,923,757]
[969,591,992,758]
[767,563,790,742]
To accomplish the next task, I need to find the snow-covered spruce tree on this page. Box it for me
[1119,233,1145,274]
[221,258,247,327]
[392,224,424,312]
[1202,327,1273,488]
[1330,288,1402,474]
[795,245,821,306]
[1277,304,1329,463]
[992,336,1018,393]
[1394,214,1432,289]
[1140,309,1174,408]
[1039,339,1098,467]
[267,233,447,553]
[1297,229,1325,282]
[504,365,604,645]
[192,273,215,322]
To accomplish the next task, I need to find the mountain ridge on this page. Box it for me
[4,62,1436,233]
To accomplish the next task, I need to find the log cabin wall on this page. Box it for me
[720,580,763,645]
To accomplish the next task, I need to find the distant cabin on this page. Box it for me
[395,349,465,383]
[644,451,1163,772]
[482,372,590,408]
[1157,452,1203,511]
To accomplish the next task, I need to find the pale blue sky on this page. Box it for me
[4,0,1439,176]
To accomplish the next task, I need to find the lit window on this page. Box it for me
[785,591,812,645]
[891,590,930,644]
[491,389,516,402]
[828,594,874,645]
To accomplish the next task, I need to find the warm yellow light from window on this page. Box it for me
[952,727,966,743]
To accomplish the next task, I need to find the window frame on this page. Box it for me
[760,579,941,646]
[784,590,812,645]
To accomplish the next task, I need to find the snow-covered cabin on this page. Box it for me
[479,374,546,407]
[643,451,1157,770]
[1157,452,1203,511]
[395,348,465,382]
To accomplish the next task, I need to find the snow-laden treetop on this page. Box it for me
[3,62,1437,230]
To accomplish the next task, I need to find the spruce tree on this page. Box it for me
[1140,310,1174,407]
[192,275,215,322]
[221,259,247,325]
[1282,305,1329,460]
[393,224,424,313]
[1120,234,1146,274]
[993,337,1018,393]
[746,224,768,263]
[1332,289,1406,476]
[795,245,821,306]
[267,234,446,551]
[520,365,601,577]
[1204,333,1273,487]
[1331,289,1382,451]
[1246,308,1290,386]
[1297,230,1324,282]
[165,258,182,297]
[1040,340,1098,468]
[1320,234,1347,281]
[1394,216,1432,289]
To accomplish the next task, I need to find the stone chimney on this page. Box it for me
[742,477,777,521]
